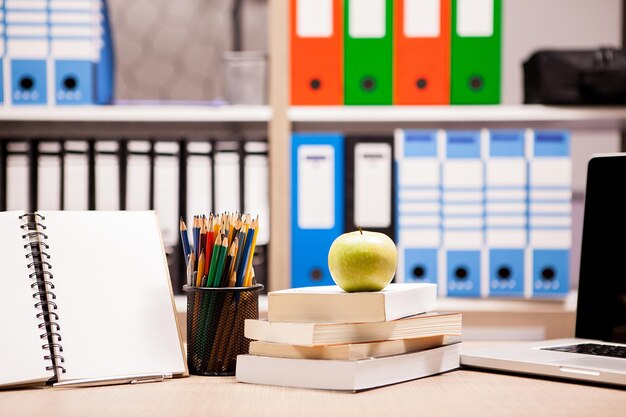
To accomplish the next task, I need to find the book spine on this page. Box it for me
[20,212,65,381]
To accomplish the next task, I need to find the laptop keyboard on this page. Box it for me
[542,343,626,359]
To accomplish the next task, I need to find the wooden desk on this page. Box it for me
[1,365,624,416]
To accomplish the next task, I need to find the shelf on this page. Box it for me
[0,104,272,137]
[289,105,626,132]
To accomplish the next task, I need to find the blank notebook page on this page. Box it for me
[41,211,186,382]
[0,212,53,387]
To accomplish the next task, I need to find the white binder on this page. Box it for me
[485,130,527,297]
[395,129,443,293]
[526,130,571,298]
[442,130,485,297]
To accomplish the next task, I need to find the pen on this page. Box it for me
[53,373,173,388]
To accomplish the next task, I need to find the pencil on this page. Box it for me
[218,238,237,287]
[180,218,191,261]
[195,250,205,287]
[236,223,255,287]
[243,216,259,286]
[193,216,200,257]
[205,234,222,287]
[211,236,229,287]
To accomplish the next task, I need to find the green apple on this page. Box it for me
[327,228,398,292]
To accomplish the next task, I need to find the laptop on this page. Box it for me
[461,153,626,387]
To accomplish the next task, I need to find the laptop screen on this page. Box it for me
[576,154,626,343]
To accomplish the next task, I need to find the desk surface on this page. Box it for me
[1,367,624,417]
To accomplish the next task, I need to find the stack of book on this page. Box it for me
[235,283,462,391]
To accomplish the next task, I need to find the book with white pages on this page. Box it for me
[267,283,437,323]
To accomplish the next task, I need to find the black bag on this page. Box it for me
[523,48,626,105]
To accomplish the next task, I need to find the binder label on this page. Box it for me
[457,0,493,37]
[349,0,386,38]
[404,0,440,38]
[297,145,335,229]
[297,0,333,38]
[354,143,391,228]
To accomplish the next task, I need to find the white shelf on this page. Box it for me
[0,104,272,137]
[0,104,272,123]
[289,105,626,131]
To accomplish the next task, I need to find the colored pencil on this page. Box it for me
[180,218,191,262]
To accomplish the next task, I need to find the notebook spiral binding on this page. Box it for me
[19,213,66,376]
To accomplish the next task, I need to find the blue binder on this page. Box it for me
[96,0,115,104]
[394,129,442,287]
[5,1,48,105]
[528,130,571,298]
[442,130,484,297]
[291,132,344,288]
[485,130,527,297]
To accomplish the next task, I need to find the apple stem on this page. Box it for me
[358,226,363,235]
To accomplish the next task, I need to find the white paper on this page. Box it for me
[297,0,332,38]
[244,154,270,245]
[214,152,240,214]
[40,211,186,382]
[298,145,335,229]
[154,143,179,248]
[95,142,120,210]
[404,0,440,38]
[354,143,391,228]
[457,0,493,37]
[349,0,386,38]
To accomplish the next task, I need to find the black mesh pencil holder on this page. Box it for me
[183,284,263,376]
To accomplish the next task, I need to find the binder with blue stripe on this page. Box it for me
[291,132,344,288]
[485,130,527,297]
[5,0,49,105]
[527,130,571,297]
[394,129,442,292]
[442,130,484,297]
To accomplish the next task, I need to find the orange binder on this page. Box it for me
[290,0,343,105]
[394,0,450,105]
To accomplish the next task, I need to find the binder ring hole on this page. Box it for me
[497,266,512,280]
[310,78,321,90]
[416,78,427,90]
[412,265,426,278]
[19,76,35,91]
[361,77,376,92]
[469,75,484,91]
[310,268,323,282]
[455,267,468,280]
[63,76,77,90]
[541,267,556,281]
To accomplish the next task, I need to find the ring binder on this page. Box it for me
[46,365,66,374]
[31,281,54,289]
[20,222,47,230]
[26,251,51,259]
[40,332,62,341]
[36,311,59,321]
[19,212,66,382]
[22,231,49,240]
[35,301,58,310]
[32,291,56,299]
[27,261,53,269]
[24,241,50,250]
[42,343,64,352]
[39,322,60,331]
[29,271,53,279]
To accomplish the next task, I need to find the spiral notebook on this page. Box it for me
[0,210,188,389]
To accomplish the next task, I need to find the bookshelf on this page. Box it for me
[0,1,622,312]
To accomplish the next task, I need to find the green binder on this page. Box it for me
[451,0,502,104]
[344,0,393,105]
